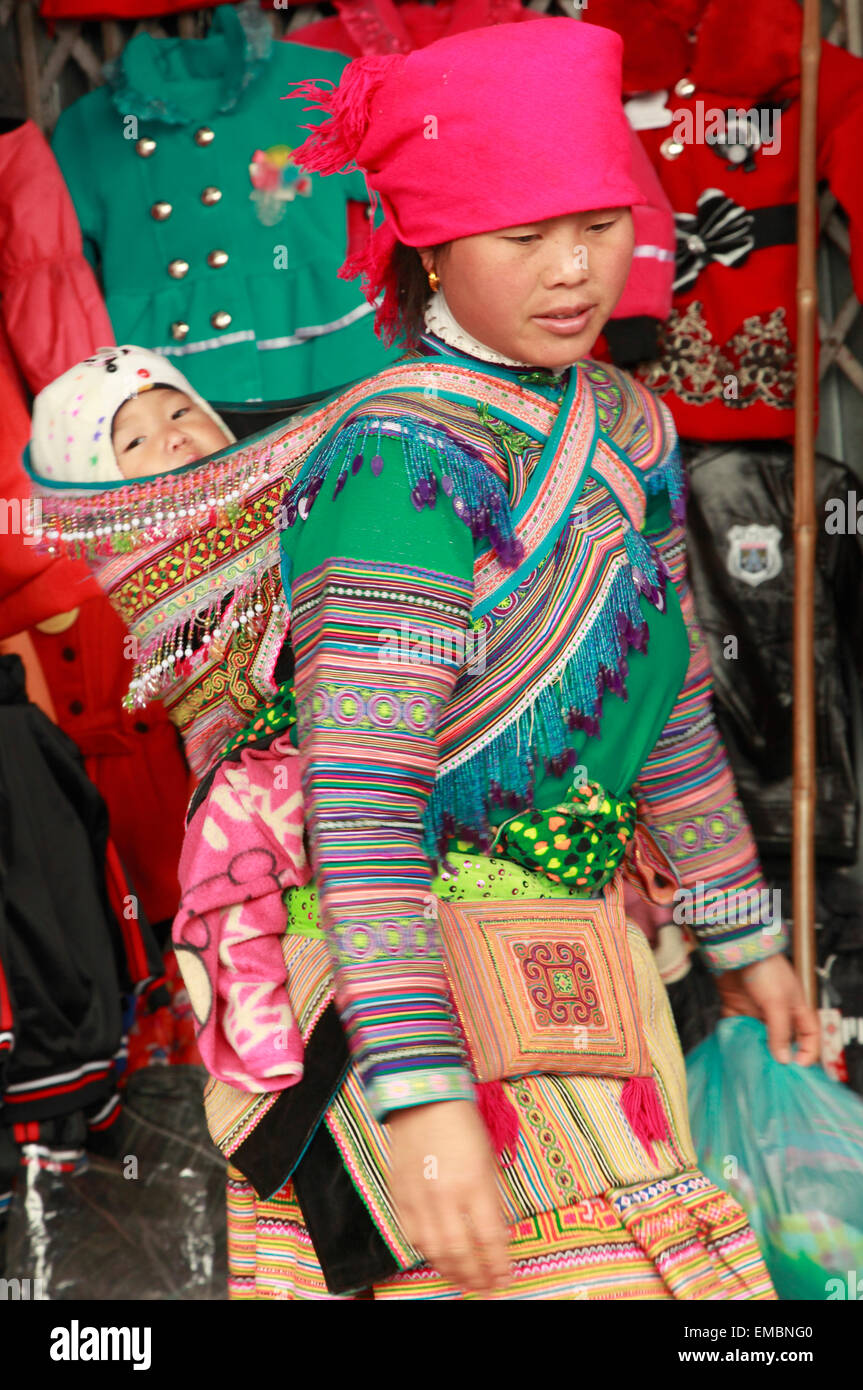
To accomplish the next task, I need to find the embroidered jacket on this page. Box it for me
[278,332,783,1121]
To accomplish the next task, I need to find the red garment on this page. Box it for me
[0,121,113,395]
[288,0,538,58]
[41,0,201,18]
[586,0,863,440]
[0,122,106,638]
[0,325,101,638]
[582,0,804,106]
[30,600,190,929]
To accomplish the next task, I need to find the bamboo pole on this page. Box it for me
[792,0,821,1009]
[15,0,43,129]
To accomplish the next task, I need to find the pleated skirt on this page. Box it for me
[223,923,776,1301]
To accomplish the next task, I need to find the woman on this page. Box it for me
[211,18,821,1301]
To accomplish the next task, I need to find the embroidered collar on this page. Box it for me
[105,1,273,126]
[422,290,572,391]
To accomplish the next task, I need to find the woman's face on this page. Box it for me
[419,208,634,369]
[112,387,230,480]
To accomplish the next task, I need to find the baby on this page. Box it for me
[28,346,310,1096]
[29,345,235,484]
[112,385,230,481]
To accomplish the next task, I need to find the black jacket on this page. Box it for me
[681,440,863,863]
[0,655,163,1125]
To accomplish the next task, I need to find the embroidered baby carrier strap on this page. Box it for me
[277,359,568,572]
[579,360,687,565]
[379,344,683,621]
[25,359,540,776]
[28,359,551,693]
[328,349,599,619]
[220,679,297,758]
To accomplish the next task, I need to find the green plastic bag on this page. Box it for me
[686,1016,863,1300]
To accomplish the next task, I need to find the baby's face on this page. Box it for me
[112,387,229,480]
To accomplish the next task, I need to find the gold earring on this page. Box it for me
[427,269,440,292]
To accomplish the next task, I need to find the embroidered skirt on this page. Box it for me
[223,855,776,1301]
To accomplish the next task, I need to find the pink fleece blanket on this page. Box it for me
[172,735,311,1092]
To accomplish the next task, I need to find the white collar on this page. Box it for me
[423,288,568,376]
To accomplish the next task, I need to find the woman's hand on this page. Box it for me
[715,952,820,1067]
[387,1098,512,1295]
[622,878,673,944]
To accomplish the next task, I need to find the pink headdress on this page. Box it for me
[285,20,645,345]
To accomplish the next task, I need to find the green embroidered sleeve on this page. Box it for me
[279,417,487,1120]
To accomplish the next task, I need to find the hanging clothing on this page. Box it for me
[0,120,114,396]
[581,0,863,439]
[680,440,863,865]
[0,654,163,1132]
[41,0,205,19]
[201,326,780,1299]
[50,4,403,405]
[0,320,102,639]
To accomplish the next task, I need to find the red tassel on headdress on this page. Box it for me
[284,57,407,345]
[284,55,406,176]
[621,1075,668,1164]
[476,1081,519,1165]
[340,212,402,346]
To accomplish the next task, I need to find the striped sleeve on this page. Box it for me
[631,439,788,973]
[279,418,480,1120]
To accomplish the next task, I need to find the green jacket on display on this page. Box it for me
[51,3,401,403]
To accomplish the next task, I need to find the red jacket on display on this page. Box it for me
[0,324,101,638]
[586,0,863,440]
[0,121,114,395]
[41,0,201,19]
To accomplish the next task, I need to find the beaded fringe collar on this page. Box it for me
[28,424,297,706]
